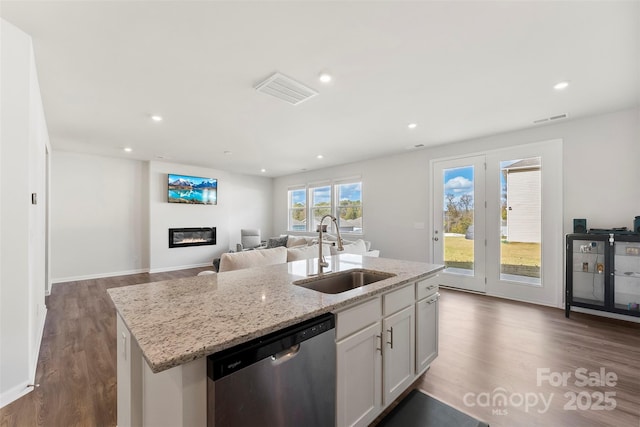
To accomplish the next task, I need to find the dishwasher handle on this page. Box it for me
[270,343,301,366]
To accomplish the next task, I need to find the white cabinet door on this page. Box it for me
[382,305,415,405]
[116,314,142,427]
[336,322,382,427]
[416,293,439,374]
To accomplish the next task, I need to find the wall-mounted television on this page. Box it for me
[168,174,217,205]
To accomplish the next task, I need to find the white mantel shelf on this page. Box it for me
[108,255,444,373]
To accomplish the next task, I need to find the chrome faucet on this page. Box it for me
[317,214,344,275]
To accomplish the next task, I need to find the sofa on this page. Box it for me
[280,233,379,256]
[216,234,379,273]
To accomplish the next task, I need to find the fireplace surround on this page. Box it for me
[169,227,216,248]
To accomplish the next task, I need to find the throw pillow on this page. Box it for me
[331,239,367,255]
[286,235,308,248]
[266,236,288,248]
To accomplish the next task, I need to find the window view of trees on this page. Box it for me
[288,181,363,233]
[444,193,473,235]
[337,183,362,232]
[288,189,307,231]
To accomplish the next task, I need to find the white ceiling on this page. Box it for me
[2,1,638,177]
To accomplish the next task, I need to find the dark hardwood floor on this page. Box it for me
[0,267,211,427]
[1,271,639,427]
[417,289,640,427]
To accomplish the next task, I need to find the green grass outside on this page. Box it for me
[444,236,541,276]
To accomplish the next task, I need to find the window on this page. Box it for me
[335,182,363,233]
[287,179,363,234]
[288,188,307,231]
[310,184,332,232]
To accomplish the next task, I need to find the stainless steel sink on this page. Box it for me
[293,269,396,294]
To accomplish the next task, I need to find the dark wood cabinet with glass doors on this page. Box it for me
[566,233,640,318]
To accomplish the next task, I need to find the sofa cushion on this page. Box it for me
[219,247,287,272]
[331,239,367,255]
[285,235,308,248]
[266,236,288,248]
[287,244,331,262]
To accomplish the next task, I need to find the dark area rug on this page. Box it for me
[378,389,489,427]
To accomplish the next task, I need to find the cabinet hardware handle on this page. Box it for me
[387,327,394,349]
[376,334,382,354]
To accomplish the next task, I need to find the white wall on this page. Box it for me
[49,156,272,279]
[148,161,272,272]
[226,172,274,248]
[50,152,149,282]
[1,19,49,408]
[273,108,640,263]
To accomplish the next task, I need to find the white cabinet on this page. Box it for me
[336,321,382,427]
[416,277,440,374]
[382,284,415,405]
[382,305,415,405]
[335,280,437,427]
[116,313,142,427]
[416,292,439,374]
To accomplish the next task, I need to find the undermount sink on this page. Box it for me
[293,269,396,294]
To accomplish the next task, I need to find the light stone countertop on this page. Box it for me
[108,254,444,373]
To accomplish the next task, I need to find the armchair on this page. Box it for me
[238,229,265,251]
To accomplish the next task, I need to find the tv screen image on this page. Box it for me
[168,174,217,205]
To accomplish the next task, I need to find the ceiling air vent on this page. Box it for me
[534,113,568,124]
[254,72,318,105]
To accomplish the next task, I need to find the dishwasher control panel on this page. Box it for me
[208,313,335,380]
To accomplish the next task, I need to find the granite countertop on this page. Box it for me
[108,254,443,373]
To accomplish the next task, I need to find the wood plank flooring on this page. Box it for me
[0,267,211,427]
[417,289,640,427]
[1,272,639,426]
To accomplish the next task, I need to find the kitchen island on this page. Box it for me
[109,254,443,427]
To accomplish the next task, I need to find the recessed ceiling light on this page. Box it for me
[260,168,266,173]
[124,147,133,152]
[553,81,569,90]
[150,115,163,122]
[319,72,332,83]
[408,123,417,129]
[317,154,324,159]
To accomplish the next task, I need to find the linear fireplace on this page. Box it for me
[169,227,216,248]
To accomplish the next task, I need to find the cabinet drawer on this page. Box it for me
[383,285,414,317]
[335,297,381,341]
[416,275,439,300]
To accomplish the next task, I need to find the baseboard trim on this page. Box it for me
[149,262,211,274]
[0,381,34,409]
[0,307,48,409]
[51,268,150,284]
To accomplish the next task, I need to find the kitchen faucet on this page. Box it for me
[316,214,344,275]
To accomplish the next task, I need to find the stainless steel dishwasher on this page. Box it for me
[207,313,336,427]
